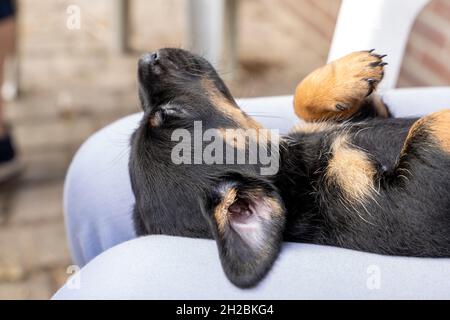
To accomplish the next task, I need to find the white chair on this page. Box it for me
[330,0,450,117]
[186,0,238,72]
[189,0,450,116]
[329,0,429,92]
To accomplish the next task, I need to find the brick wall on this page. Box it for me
[233,0,342,96]
[15,0,449,97]
[398,0,450,87]
[233,0,450,97]
[268,0,450,88]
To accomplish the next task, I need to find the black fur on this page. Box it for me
[129,48,450,288]
[278,118,450,257]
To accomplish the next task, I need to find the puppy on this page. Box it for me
[130,48,450,288]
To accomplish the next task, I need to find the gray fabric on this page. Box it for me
[58,89,450,299]
[53,235,450,299]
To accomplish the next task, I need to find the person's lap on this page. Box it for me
[53,235,450,299]
[57,91,450,299]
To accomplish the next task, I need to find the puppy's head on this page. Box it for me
[137,48,260,130]
[138,48,231,108]
[131,48,284,288]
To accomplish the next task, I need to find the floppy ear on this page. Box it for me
[202,172,286,288]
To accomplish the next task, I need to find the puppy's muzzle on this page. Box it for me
[139,52,159,65]
[138,51,161,78]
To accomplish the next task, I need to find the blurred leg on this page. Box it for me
[0,16,16,135]
[0,43,3,136]
[0,10,20,183]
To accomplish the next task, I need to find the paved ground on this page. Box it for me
[0,0,340,299]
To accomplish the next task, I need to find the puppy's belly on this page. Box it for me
[348,118,417,172]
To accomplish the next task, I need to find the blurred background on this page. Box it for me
[0,0,449,299]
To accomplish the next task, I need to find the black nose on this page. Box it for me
[139,51,159,66]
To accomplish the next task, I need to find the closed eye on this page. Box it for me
[162,105,188,118]
[149,104,191,128]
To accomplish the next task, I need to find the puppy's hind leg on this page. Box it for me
[386,110,450,256]
[396,110,450,167]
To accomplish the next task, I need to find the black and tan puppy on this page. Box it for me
[129,48,450,288]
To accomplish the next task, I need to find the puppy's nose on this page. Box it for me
[139,51,159,66]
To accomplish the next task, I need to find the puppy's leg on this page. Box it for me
[389,111,450,255]
[392,110,450,199]
[294,50,389,122]
[397,110,450,164]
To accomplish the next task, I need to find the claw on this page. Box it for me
[369,61,381,67]
[364,78,378,97]
[368,49,376,53]
[365,78,378,84]
[336,103,349,111]
[369,60,388,67]
[370,53,387,59]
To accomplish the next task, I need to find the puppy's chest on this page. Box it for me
[282,127,405,212]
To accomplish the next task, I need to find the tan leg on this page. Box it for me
[294,50,387,122]
[401,110,450,156]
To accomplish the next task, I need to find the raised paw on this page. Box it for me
[294,50,388,121]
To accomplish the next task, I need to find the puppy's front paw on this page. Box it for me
[294,50,387,121]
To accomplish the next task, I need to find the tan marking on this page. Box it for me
[401,116,428,156]
[240,188,283,218]
[263,197,283,218]
[403,109,450,154]
[213,186,283,236]
[149,113,162,128]
[430,110,450,152]
[216,127,277,154]
[326,135,377,203]
[214,187,237,235]
[217,128,250,152]
[202,78,262,130]
[294,51,385,122]
[291,121,338,134]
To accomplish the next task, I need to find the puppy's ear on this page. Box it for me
[202,172,286,288]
